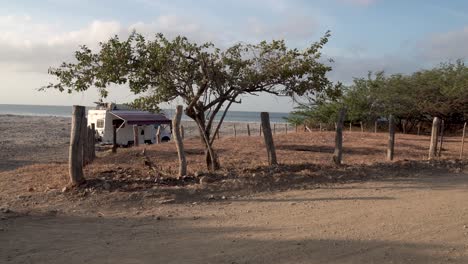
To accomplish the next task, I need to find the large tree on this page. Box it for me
[43,31,339,170]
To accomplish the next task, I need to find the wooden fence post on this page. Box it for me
[319,123,322,132]
[133,125,139,147]
[285,123,288,134]
[247,124,251,136]
[87,126,94,163]
[460,122,467,159]
[173,105,187,176]
[438,120,445,157]
[387,115,395,161]
[112,125,117,153]
[417,123,421,136]
[234,124,237,138]
[360,121,364,134]
[374,121,378,134]
[273,123,276,135]
[91,123,96,161]
[261,112,278,166]
[428,117,441,160]
[81,117,88,166]
[69,105,86,185]
[333,108,346,165]
[349,122,352,132]
[156,126,161,144]
[295,124,298,133]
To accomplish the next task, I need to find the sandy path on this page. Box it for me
[2,171,467,263]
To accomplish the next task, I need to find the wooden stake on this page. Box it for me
[319,123,322,132]
[133,125,139,147]
[295,124,298,133]
[173,105,187,176]
[69,105,86,185]
[360,121,364,133]
[417,123,421,136]
[349,122,352,132]
[247,123,251,136]
[112,125,117,153]
[460,122,467,159]
[81,117,88,166]
[285,123,288,134]
[261,112,278,166]
[273,123,276,135]
[428,117,441,160]
[438,120,445,157]
[333,108,346,165]
[387,115,395,161]
[374,120,378,133]
[156,126,161,144]
[234,124,237,138]
[91,123,96,161]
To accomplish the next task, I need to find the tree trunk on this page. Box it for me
[428,117,441,160]
[333,108,346,165]
[181,125,185,140]
[156,126,161,144]
[69,105,86,186]
[173,105,187,176]
[460,122,467,159]
[387,115,395,161]
[261,112,277,166]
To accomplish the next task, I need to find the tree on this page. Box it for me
[43,31,339,171]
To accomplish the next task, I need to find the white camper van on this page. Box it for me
[87,103,172,146]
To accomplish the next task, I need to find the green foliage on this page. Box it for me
[43,31,337,169]
[290,60,468,131]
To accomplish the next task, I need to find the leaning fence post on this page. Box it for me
[387,115,395,161]
[173,105,187,176]
[261,112,278,166]
[460,122,467,159]
[247,124,251,136]
[429,117,441,160]
[133,125,139,147]
[69,105,86,185]
[333,108,346,165]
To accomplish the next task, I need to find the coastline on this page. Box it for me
[0,114,290,172]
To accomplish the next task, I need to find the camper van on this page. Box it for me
[87,103,172,146]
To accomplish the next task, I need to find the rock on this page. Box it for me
[103,182,111,191]
[61,186,69,193]
[208,195,215,200]
[199,176,209,184]
[160,199,175,204]
[221,196,227,200]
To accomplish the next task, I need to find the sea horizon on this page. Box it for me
[0,103,290,123]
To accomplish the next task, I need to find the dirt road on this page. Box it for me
[2,170,467,264]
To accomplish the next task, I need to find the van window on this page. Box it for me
[96,119,104,128]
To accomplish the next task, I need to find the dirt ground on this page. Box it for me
[1,115,468,263]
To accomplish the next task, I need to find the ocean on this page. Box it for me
[0,104,290,123]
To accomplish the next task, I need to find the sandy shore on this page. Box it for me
[0,115,290,172]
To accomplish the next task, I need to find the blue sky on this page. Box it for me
[0,0,467,112]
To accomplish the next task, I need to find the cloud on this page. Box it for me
[245,15,318,41]
[337,0,378,7]
[418,26,468,61]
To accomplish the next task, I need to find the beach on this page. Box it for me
[0,114,289,172]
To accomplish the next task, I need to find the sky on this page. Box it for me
[1,0,468,112]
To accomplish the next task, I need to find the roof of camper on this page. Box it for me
[110,110,171,125]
